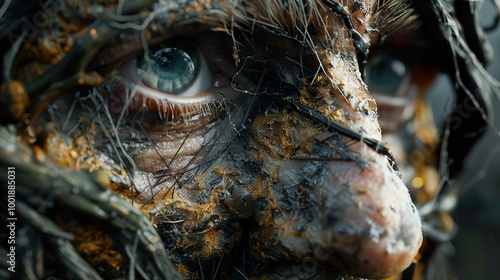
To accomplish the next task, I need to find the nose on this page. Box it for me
[248,47,422,278]
[311,141,422,278]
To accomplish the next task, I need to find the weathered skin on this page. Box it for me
[0,0,427,279]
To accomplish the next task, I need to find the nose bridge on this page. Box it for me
[309,0,383,140]
[310,52,423,275]
[309,46,381,140]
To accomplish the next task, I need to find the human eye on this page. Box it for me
[117,34,240,113]
[134,40,215,98]
[3,0,457,279]
[89,30,251,127]
[366,51,410,98]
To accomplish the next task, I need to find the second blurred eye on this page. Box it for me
[134,39,213,98]
[365,53,409,96]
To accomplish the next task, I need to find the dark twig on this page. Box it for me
[281,97,400,173]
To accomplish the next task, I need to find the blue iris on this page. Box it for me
[140,47,199,94]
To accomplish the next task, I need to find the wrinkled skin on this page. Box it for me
[0,0,445,279]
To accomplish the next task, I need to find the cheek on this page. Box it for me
[128,135,205,173]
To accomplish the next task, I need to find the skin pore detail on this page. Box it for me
[0,0,454,279]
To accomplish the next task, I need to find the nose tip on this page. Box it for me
[250,143,422,278]
[249,108,422,278]
[248,53,422,276]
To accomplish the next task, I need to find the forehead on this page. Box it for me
[27,0,417,59]
[146,0,411,32]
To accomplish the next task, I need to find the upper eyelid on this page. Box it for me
[114,33,246,116]
[101,30,237,73]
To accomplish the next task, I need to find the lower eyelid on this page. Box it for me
[135,83,214,104]
[370,76,414,107]
[119,57,232,103]
[110,70,236,123]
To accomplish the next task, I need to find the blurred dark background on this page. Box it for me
[426,1,500,279]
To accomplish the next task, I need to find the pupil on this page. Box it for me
[154,50,174,68]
